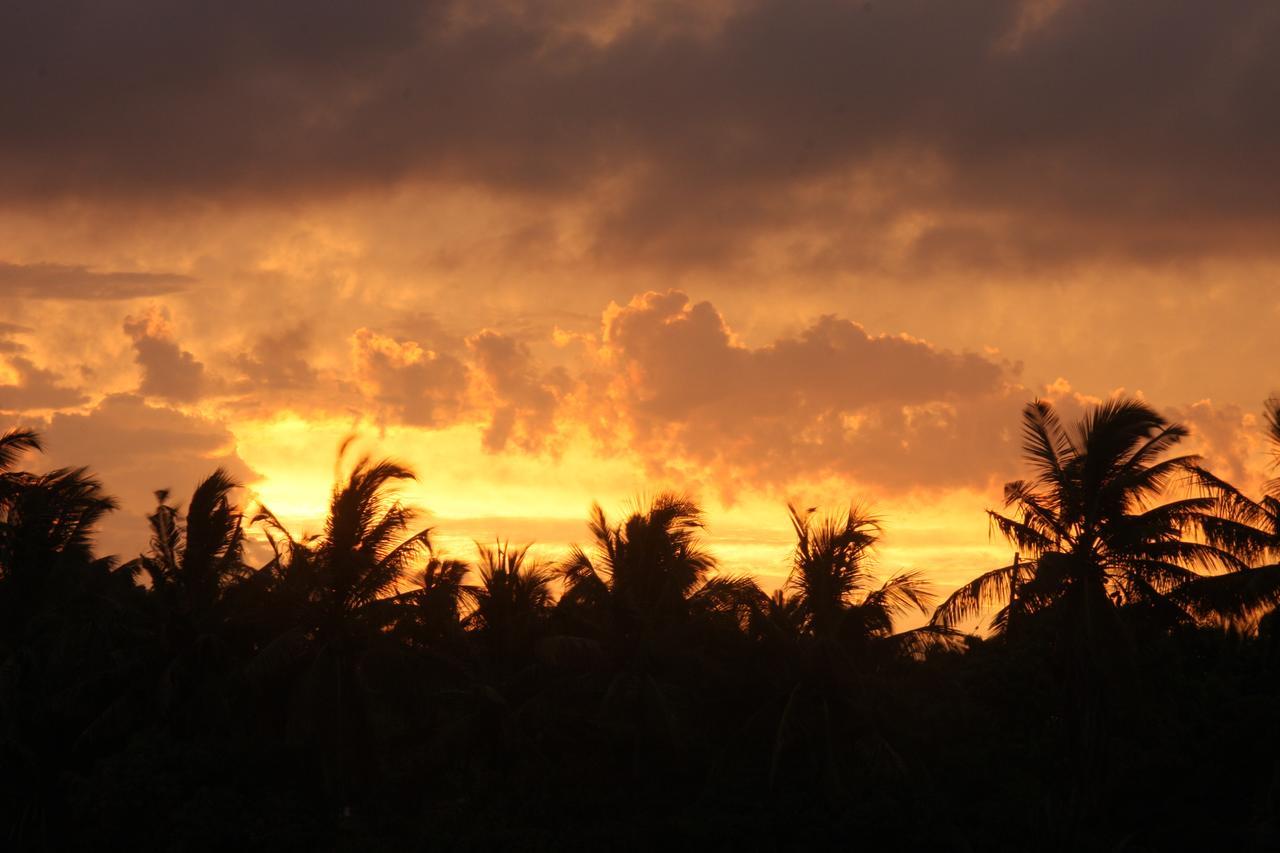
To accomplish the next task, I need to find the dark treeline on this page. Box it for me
[4,398,1280,851]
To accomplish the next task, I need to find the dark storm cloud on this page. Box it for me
[3,0,1278,267]
[0,262,194,300]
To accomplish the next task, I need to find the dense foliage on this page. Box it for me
[3,398,1280,851]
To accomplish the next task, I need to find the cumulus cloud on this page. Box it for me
[0,261,193,300]
[1171,399,1271,493]
[123,307,206,402]
[2,1,1278,272]
[0,325,88,412]
[351,327,469,426]
[0,355,88,412]
[587,290,1023,492]
[327,291,1033,489]
[467,329,570,451]
[234,325,318,391]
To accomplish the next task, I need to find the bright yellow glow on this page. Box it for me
[231,410,1009,626]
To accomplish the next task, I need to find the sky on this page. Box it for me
[2,0,1278,598]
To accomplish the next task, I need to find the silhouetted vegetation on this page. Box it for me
[4,398,1280,850]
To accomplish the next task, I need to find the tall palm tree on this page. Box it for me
[0,430,139,848]
[553,494,761,776]
[0,419,117,581]
[0,423,121,624]
[0,425,122,661]
[928,397,1255,846]
[246,450,452,813]
[749,504,937,795]
[782,504,934,649]
[932,398,1243,633]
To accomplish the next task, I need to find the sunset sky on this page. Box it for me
[2,0,1278,596]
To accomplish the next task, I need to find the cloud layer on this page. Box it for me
[3,0,1279,272]
[0,262,193,300]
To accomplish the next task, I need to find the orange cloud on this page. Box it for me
[583,290,1024,494]
[350,328,469,427]
[123,307,206,402]
[467,330,570,452]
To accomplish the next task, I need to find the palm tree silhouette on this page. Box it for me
[0,429,138,848]
[246,447,449,815]
[0,427,41,491]
[130,469,247,615]
[932,398,1243,634]
[0,429,118,629]
[782,503,933,648]
[554,494,761,777]
[929,397,1254,847]
[559,493,760,640]
[749,504,936,796]
[120,470,249,734]
[465,541,554,664]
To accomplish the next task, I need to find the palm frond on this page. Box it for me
[886,625,969,659]
[987,510,1054,554]
[0,427,41,472]
[863,570,935,622]
[1020,399,1075,491]
[1172,564,1280,622]
[930,563,1018,628]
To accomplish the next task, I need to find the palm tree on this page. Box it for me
[932,398,1244,634]
[559,493,760,643]
[929,397,1253,846]
[0,465,116,567]
[0,430,140,848]
[465,541,555,663]
[0,438,119,630]
[0,425,121,655]
[246,449,453,813]
[553,494,762,776]
[782,503,934,649]
[0,424,119,605]
[121,470,249,733]
[399,550,472,649]
[749,504,937,795]
[129,469,247,617]
[248,452,453,646]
